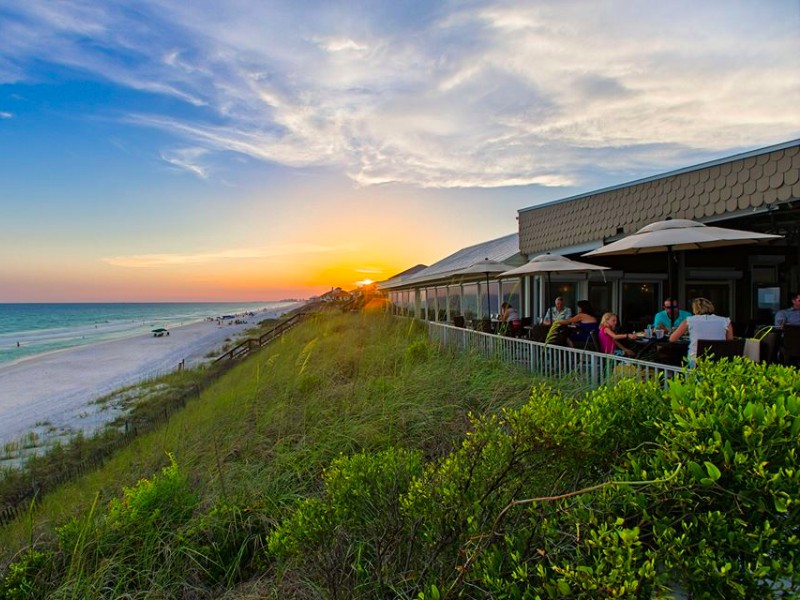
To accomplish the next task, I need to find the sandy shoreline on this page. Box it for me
[0,303,305,445]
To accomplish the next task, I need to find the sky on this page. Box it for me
[0,0,798,302]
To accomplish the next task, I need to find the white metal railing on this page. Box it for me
[424,321,683,388]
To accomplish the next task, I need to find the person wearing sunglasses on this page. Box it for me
[653,297,691,332]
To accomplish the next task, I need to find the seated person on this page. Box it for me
[598,312,635,357]
[669,297,733,366]
[775,291,800,327]
[653,297,691,331]
[542,296,573,325]
[556,300,598,347]
[498,302,521,335]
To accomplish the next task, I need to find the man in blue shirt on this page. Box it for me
[653,298,691,331]
[775,292,800,327]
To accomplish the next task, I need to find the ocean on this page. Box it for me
[0,302,299,366]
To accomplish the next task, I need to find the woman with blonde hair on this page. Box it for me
[669,297,733,365]
[598,312,635,357]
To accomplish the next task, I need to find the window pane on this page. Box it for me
[437,287,448,321]
[501,280,521,317]
[685,283,731,317]
[418,289,427,320]
[426,288,436,320]
[462,283,478,321]
[448,285,462,317]
[589,282,613,317]
[621,282,659,330]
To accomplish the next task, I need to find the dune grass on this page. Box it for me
[0,311,549,597]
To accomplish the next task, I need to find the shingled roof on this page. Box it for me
[518,140,800,256]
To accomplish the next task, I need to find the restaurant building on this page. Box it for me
[384,139,800,333]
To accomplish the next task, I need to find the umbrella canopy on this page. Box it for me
[500,253,609,278]
[582,219,781,256]
[500,254,609,321]
[451,258,516,317]
[583,218,782,325]
[451,257,516,276]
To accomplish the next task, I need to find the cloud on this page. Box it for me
[0,111,13,119]
[160,147,210,178]
[2,0,799,189]
[102,243,347,268]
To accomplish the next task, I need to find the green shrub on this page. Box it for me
[50,455,199,597]
[632,359,800,597]
[0,549,56,600]
[268,447,424,597]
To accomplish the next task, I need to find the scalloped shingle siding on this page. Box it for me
[519,143,800,256]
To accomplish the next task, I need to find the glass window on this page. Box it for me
[426,288,436,320]
[621,282,659,330]
[501,279,522,317]
[418,288,427,320]
[436,287,448,321]
[448,285,462,318]
[755,286,780,323]
[685,282,731,317]
[589,282,613,318]
[462,283,478,321]
[477,280,499,318]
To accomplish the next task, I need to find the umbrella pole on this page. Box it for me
[544,272,553,323]
[667,246,675,327]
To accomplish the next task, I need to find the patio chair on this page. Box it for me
[696,338,745,361]
[782,325,800,366]
[585,329,601,352]
[760,329,780,363]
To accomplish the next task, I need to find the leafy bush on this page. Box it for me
[268,447,424,597]
[46,455,199,597]
[447,359,800,598]
[0,549,56,600]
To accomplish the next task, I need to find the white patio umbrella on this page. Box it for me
[583,218,782,324]
[451,258,516,318]
[500,254,609,321]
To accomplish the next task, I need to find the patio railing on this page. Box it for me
[424,321,683,388]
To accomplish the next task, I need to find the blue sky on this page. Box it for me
[1,0,798,301]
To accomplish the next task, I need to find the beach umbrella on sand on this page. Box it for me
[500,254,609,321]
[452,258,516,318]
[583,218,782,324]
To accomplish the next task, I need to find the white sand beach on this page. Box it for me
[0,304,304,445]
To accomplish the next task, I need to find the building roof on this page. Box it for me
[380,233,524,289]
[518,140,800,256]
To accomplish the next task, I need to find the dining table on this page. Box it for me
[631,334,689,365]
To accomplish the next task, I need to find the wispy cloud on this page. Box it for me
[102,243,347,268]
[160,147,210,179]
[2,0,798,189]
[0,111,13,119]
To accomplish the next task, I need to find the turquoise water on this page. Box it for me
[0,302,298,366]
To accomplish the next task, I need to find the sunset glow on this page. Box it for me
[0,1,797,301]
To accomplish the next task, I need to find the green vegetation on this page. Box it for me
[1,312,798,598]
